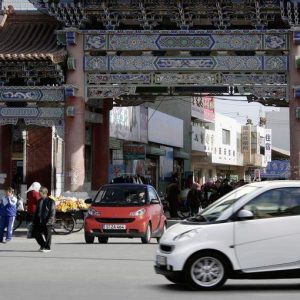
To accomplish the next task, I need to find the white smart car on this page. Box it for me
[155,181,300,290]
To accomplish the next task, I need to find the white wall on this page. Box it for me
[266,108,290,151]
[212,113,240,165]
[148,108,184,148]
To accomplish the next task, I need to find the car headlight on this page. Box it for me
[130,208,146,217]
[173,228,202,241]
[87,208,100,216]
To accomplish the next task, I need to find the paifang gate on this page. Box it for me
[2,0,300,192]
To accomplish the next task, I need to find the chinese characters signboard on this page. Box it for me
[191,96,215,123]
[264,129,272,163]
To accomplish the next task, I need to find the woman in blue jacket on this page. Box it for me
[0,187,17,243]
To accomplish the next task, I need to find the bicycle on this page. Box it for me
[13,211,76,235]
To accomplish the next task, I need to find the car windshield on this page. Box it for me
[187,185,260,223]
[93,186,147,206]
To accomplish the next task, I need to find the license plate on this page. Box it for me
[103,224,126,230]
[156,255,167,266]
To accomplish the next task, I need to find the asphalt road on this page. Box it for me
[1,232,300,300]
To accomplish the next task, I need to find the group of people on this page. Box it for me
[166,176,246,218]
[0,183,56,252]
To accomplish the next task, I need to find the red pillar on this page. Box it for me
[290,32,300,179]
[91,100,112,190]
[0,125,12,188]
[65,96,86,192]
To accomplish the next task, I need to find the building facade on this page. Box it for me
[2,0,299,195]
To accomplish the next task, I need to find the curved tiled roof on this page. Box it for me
[0,13,66,63]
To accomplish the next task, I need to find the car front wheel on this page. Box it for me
[184,253,228,290]
[141,224,152,244]
[85,232,95,244]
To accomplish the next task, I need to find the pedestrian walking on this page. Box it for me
[219,179,233,197]
[32,187,55,253]
[166,176,180,218]
[187,184,202,216]
[0,187,17,243]
[26,182,41,238]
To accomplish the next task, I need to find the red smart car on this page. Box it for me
[84,184,167,244]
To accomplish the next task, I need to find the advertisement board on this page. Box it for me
[191,96,215,123]
[123,143,146,160]
[192,126,214,153]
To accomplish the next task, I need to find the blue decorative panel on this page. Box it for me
[154,57,217,70]
[0,87,65,102]
[84,56,288,72]
[293,32,300,45]
[84,56,108,71]
[264,34,288,49]
[156,35,215,50]
[85,35,107,50]
[84,32,288,51]
[264,56,288,71]
[294,86,300,98]
[87,73,151,84]
[0,107,64,118]
[66,31,76,45]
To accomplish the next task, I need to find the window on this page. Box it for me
[243,188,300,219]
[149,187,159,201]
[222,129,230,145]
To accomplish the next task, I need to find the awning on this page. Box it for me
[0,13,66,63]
[174,149,190,160]
[146,145,166,156]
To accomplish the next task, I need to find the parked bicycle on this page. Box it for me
[13,210,85,235]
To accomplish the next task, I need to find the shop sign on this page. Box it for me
[123,144,146,160]
[192,126,214,153]
[191,96,215,123]
[241,125,251,152]
[264,129,272,163]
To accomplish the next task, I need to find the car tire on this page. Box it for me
[184,252,228,290]
[165,274,185,285]
[98,237,109,244]
[141,224,152,244]
[156,224,167,243]
[85,232,95,244]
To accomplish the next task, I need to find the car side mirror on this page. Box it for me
[237,209,254,220]
[85,198,92,204]
[150,199,160,205]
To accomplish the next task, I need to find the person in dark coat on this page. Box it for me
[219,179,233,197]
[32,187,56,253]
[187,184,202,216]
[166,177,180,218]
[208,185,221,206]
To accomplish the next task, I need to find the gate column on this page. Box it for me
[91,99,112,190]
[0,125,12,189]
[290,32,300,179]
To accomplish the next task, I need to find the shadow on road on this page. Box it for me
[55,242,158,245]
[155,282,300,293]
[0,252,153,262]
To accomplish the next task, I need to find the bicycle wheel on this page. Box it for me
[52,213,75,235]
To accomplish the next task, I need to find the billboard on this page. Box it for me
[191,96,215,123]
[192,126,214,153]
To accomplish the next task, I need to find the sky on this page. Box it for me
[215,97,280,125]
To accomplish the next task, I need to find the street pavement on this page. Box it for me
[0,231,300,300]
